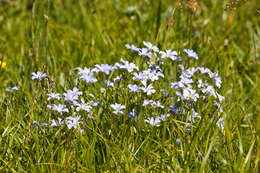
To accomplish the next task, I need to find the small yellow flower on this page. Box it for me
[0,61,7,69]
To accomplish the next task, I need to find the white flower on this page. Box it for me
[76,99,92,112]
[147,70,164,81]
[143,100,152,106]
[197,79,207,88]
[143,41,159,52]
[128,84,140,92]
[159,49,178,61]
[93,64,116,75]
[115,58,139,72]
[187,109,201,122]
[5,86,19,92]
[106,80,114,88]
[183,49,198,60]
[142,100,164,108]
[128,109,137,117]
[217,117,224,131]
[140,81,156,95]
[125,44,140,52]
[75,67,92,76]
[197,67,212,74]
[80,72,98,83]
[47,93,61,101]
[63,87,82,105]
[66,116,82,129]
[159,114,170,121]
[90,101,103,107]
[138,48,152,58]
[151,101,164,109]
[214,101,223,113]
[170,81,186,89]
[31,71,47,80]
[132,72,148,81]
[182,88,199,102]
[50,117,64,127]
[48,104,69,115]
[113,75,122,83]
[145,117,161,126]
[210,71,222,88]
[110,103,125,115]
[74,67,98,83]
[216,93,224,102]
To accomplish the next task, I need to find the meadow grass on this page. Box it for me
[0,0,260,172]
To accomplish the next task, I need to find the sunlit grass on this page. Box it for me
[0,0,259,172]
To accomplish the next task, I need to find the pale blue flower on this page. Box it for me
[90,101,103,107]
[31,71,47,80]
[183,49,198,60]
[113,75,122,83]
[159,114,170,121]
[76,99,92,112]
[142,100,164,108]
[128,84,140,92]
[66,116,82,129]
[125,44,140,52]
[159,49,178,61]
[143,99,152,106]
[80,72,98,83]
[110,103,125,115]
[187,109,201,122]
[209,71,222,88]
[217,117,224,131]
[63,87,82,105]
[182,88,199,102]
[47,93,61,101]
[151,101,164,109]
[50,117,64,127]
[93,64,116,75]
[138,48,152,58]
[115,58,139,72]
[140,81,156,95]
[143,41,159,52]
[132,72,148,81]
[168,105,179,114]
[75,67,92,75]
[48,104,69,115]
[214,101,223,113]
[145,117,161,126]
[5,86,19,92]
[106,80,114,88]
[128,109,137,117]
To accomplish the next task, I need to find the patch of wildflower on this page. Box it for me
[28,40,225,134]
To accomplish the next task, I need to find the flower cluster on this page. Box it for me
[26,41,224,133]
